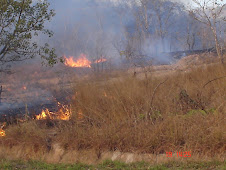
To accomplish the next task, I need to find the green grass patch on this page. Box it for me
[0,159,225,170]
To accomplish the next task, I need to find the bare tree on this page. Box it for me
[185,13,199,51]
[152,0,176,52]
[197,24,215,49]
[131,0,153,45]
[0,85,2,105]
[189,0,225,63]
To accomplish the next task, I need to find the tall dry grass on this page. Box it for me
[0,62,225,159]
[56,63,225,155]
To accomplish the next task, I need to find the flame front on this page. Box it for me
[36,103,71,120]
[0,129,5,137]
[36,109,51,120]
[64,54,107,68]
[57,102,71,120]
[65,54,91,68]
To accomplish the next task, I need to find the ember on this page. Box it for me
[0,129,5,137]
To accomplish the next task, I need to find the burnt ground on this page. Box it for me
[0,62,81,123]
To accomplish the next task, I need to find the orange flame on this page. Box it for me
[64,54,91,68]
[64,54,107,68]
[36,103,71,120]
[57,102,71,120]
[0,129,5,137]
[36,109,51,120]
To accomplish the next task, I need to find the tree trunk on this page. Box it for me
[215,38,223,64]
[211,28,223,64]
[0,86,2,105]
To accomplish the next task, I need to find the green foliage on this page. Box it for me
[187,109,207,116]
[151,110,162,120]
[139,113,145,120]
[208,108,217,114]
[0,159,93,170]
[0,0,60,71]
[186,108,219,116]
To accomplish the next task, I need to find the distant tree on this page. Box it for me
[197,24,215,49]
[127,0,181,56]
[152,0,176,52]
[189,0,225,63]
[135,0,152,40]
[0,0,59,72]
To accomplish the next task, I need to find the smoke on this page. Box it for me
[41,0,193,64]
[42,0,124,59]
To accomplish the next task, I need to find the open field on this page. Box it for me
[0,55,225,165]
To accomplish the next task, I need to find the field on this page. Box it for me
[0,54,225,166]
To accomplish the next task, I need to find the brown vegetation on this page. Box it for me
[0,60,225,164]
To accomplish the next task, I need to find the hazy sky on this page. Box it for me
[97,0,226,5]
[180,0,226,6]
[35,0,226,7]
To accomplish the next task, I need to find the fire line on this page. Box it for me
[64,53,107,68]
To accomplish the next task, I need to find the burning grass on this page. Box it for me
[0,129,5,137]
[64,53,107,68]
[35,102,71,120]
[0,62,225,163]
[64,54,92,68]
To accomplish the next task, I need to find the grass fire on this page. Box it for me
[64,54,92,68]
[64,54,107,68]
[0,0,225,168]
[35,102,71,121]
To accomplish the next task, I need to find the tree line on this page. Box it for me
[0,0,225,73]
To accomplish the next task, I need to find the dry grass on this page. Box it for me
[0,61,225,162]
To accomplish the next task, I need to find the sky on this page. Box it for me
[180,0,226,7]
[34,0,226,7]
